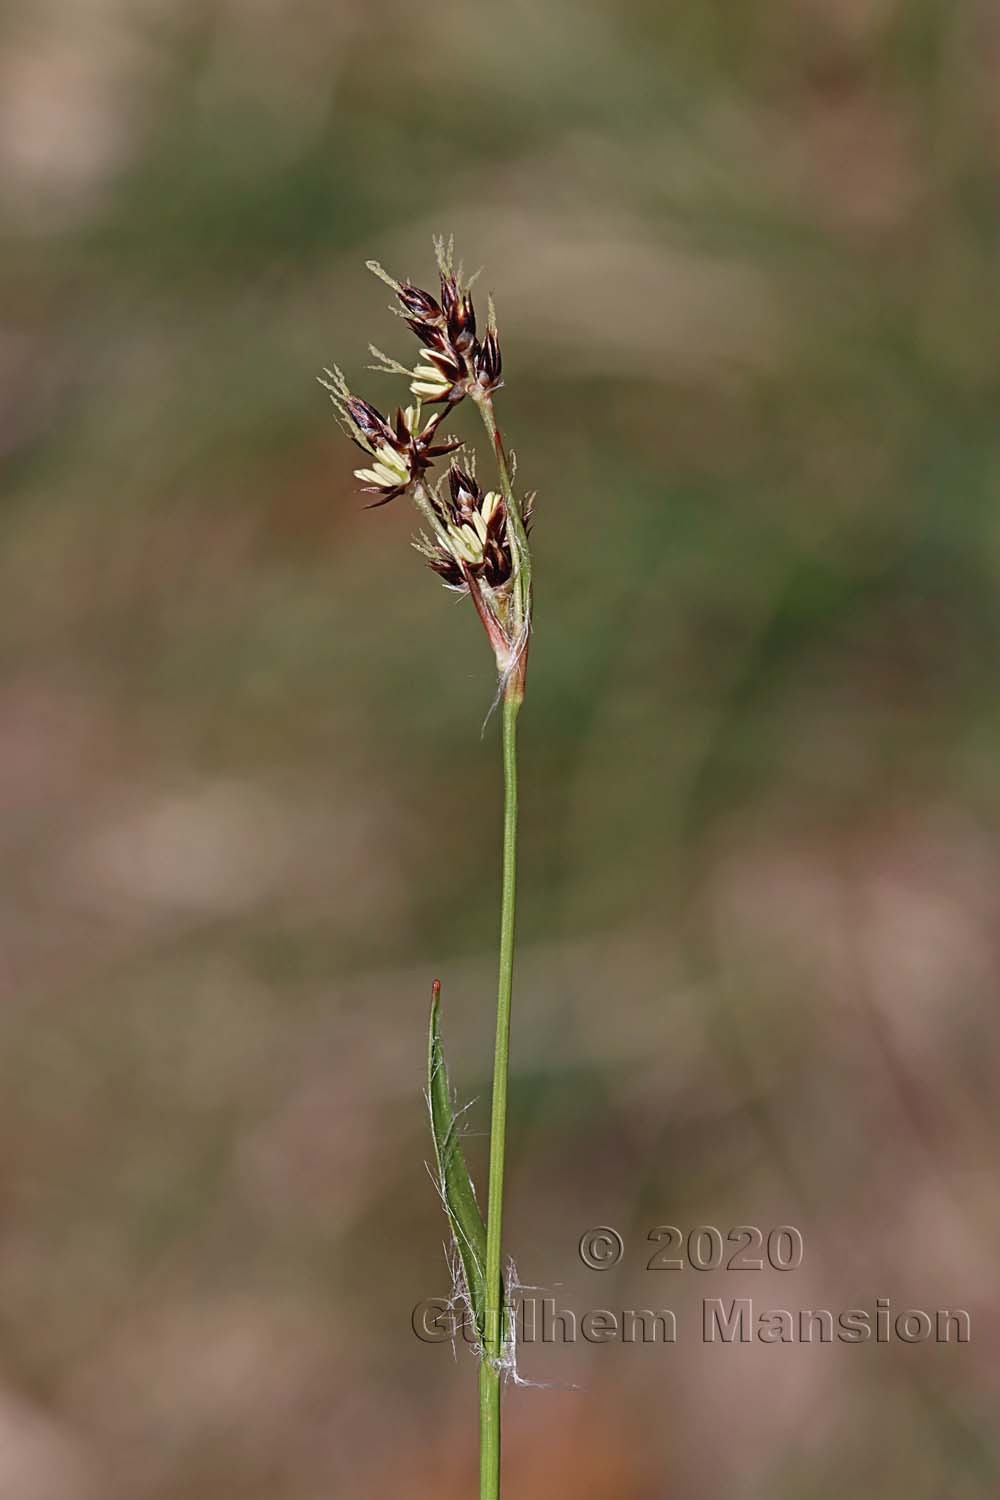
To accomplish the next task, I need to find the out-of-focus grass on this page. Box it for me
[1,1,1000,1496]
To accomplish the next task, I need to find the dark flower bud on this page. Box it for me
[440,275,459,320]
[407,319,447,349]
[447,299,476,353]
[427,552,465,588]
[397,282,443,322]
[474,330,502,390]
[346,396,393,445]
[448,466,482,516]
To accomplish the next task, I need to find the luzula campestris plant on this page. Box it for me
[322,237,532,1499]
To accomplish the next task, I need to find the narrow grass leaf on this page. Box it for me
[427,980,488,1348]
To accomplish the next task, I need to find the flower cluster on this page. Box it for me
[323,240,532,693]
[396,272,503,404]
[319,371,459,507]
[418,466,513,591]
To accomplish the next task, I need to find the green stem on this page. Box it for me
[479,689,521,1500]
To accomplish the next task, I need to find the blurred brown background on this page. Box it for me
[2,0,1000,1495]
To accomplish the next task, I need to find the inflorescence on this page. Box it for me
[321,237,532,694]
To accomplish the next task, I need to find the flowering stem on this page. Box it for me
[479,686,521,1499]
[331,249,535,1499]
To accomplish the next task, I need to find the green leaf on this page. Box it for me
[427,979,488,1348]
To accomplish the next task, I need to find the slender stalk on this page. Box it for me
[479,688,521,1499]
[332,247,534,1500]
[478,1352,500,1500]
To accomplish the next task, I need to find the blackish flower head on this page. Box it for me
[371,257,483,406]
[419,464,512,590]
[398,279,478,403]
[326,244,533,690]
[320,367,459,506]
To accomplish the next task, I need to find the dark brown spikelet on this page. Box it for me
[474,329,502,392]
[440,274,477,353]
[480,527,513,587]
[346,396,395,449]
[448,465,481,516]
[350,396,461,507]
[401,287,474,402]
[392,268,483,405]
[424,464,514,590]
[408,319,446,348]
[426,552,466,588]
[396,282,443,322]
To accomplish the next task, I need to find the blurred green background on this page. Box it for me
[2,0,1000,1495]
